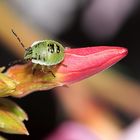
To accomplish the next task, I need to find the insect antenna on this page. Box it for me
[8,59,27,66]
[11,29,26,50]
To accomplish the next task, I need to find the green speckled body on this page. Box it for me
[24,40,65,66]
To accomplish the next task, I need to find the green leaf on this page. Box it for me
[0,98,28,121]
[0,98,28,135]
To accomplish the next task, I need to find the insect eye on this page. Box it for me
[56,45,60,53]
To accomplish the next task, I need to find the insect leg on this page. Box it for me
[61,63,67,67]
[48,70,56,77]
[41,66,56,77]
[41,65,46,73]
[47,67,56,77]
[32,64,37,75]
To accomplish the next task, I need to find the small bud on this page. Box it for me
[0,98,28,135]
[0,98,28,121]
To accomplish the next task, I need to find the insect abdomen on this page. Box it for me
[31,40,64,66]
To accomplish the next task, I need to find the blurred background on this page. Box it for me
[0,0,140,140]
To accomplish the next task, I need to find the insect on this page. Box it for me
[11,30,65,77]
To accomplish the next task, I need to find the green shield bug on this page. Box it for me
[11,30,65,77]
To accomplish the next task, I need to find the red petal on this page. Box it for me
[57,46,128,84]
